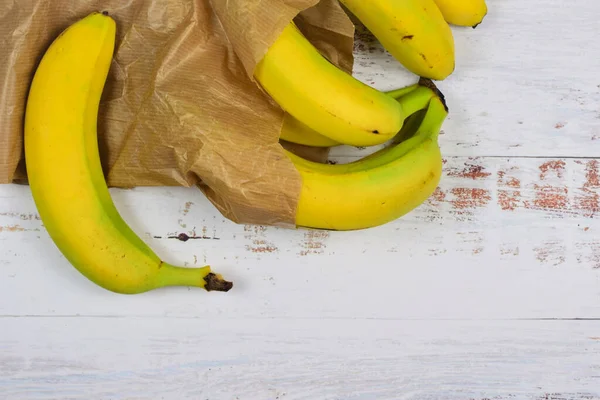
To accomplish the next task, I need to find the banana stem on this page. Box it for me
[156,262,233,292]
[397,86,436,119]
[385,83,420,100]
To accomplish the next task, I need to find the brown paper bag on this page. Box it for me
[0,0,355,227]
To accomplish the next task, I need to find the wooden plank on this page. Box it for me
[1,156,598,318]
[1,1,599,398]
[347,0,600,158]
[1,317,599,400]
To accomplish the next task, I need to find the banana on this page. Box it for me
[287,94,448,231]
[255,22,429,147]
[433,0,488,27]
[279,83,422,148]
[279,113,341,148]
[24,12,232,295]
[339,0,455,80]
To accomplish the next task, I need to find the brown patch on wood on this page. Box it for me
[420,187,446,222]
[576,240,600,269]
[497,169,522,211]
[534,241,566,266]
[539,160,566,180]
[498,190,521,211]
[427,187,446,205]
[456,231,484,254]
[450,188,492,209]
[500,246,520,256]
[584,160,600,187]
[575,189,600,217]
[524,185,569,211]
[248,245,278,253]
[447,161,491,180]
[0,212,40,220]
[590,242,600,269]
[247,239,278,253]
[182,201,193,216]
[505,177,521,188]
[299,230,330,256]
[0,225,25,232]
[244,224,278,254]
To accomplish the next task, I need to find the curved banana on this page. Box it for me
[279,83,422,148]
[24,12,232,295]
[277,81,435,148]
[339,0,455,80]
[287,95,448,231]
[433,0,488,27]
[255,22,412,147]
[279,113,341,147]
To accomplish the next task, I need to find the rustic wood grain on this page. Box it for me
[1,156,599,320]
[2,0,600,398]
[1,318,599,400]
[345,0,600,158]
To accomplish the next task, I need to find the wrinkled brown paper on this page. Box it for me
[0,0,355,227]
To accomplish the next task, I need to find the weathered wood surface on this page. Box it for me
[1,0,600,398]
[1,318,599,400]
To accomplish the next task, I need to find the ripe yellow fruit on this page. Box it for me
[433,0,488,27]
[339,0,456,80]
[24,12,232,295]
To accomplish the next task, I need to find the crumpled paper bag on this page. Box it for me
[0,0,355,227]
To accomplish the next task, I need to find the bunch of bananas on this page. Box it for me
[255,0,487,230]
[23,1,486,294]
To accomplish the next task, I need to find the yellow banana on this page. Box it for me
[279,113,341,147]
[24,12,232,295]
[339,0,455,80]
[287,85,439,174]
[433,0,488,27]
[279,83,423,148]
[287,94,448,231]
[255,22,422,147]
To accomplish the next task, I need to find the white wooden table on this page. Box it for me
[2,1,600,399]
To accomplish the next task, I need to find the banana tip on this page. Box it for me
[204,272,233,292]
[418,77,448,112]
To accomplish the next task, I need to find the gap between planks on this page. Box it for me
[1,315,600,321]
